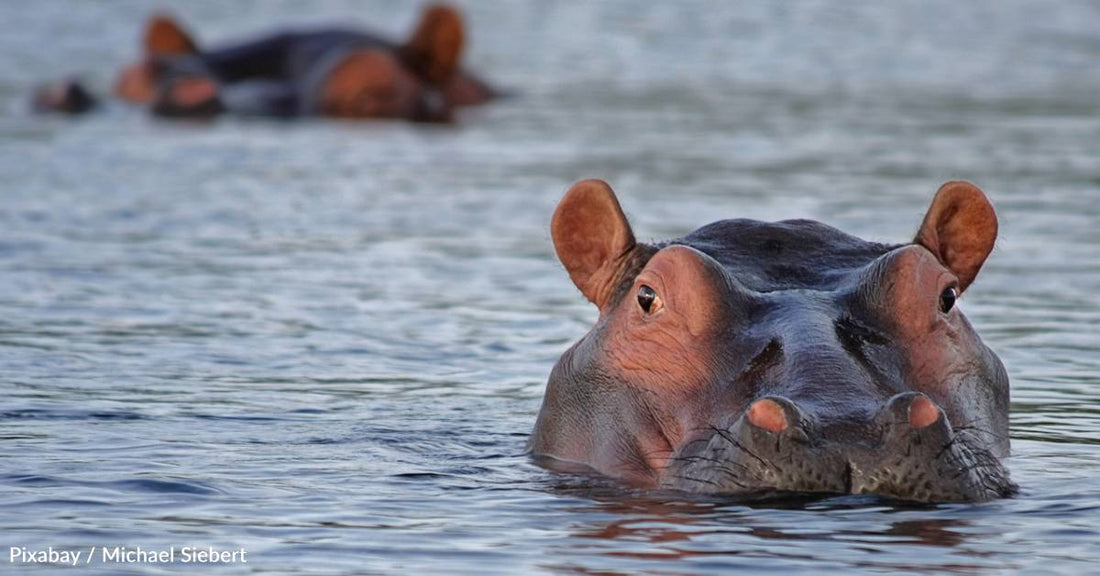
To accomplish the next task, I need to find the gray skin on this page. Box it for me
[530,179,1015,503]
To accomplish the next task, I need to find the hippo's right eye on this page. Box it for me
[637,285,662,315]
[939,286,958,314]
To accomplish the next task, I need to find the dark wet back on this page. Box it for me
[201,28,389,83]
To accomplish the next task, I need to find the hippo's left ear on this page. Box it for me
[552,179,637,309]
[144,14,199,56]
[914,181,998,292]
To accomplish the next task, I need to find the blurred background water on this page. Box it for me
[1,1,1099,574]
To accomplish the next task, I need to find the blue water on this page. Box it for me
[2,1,1099,574]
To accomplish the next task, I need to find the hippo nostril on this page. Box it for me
[908,395,940,429]
[747,398,788,433]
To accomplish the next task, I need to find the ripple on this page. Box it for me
[0,409,147,421]
[107,479,221,496]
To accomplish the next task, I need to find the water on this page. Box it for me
[2,1,1099,574]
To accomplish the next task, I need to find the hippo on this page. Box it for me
[35,3,497,122]
[530,179,1016,502]
[31,78,98,114]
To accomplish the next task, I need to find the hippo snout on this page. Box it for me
[667,393,1016,502]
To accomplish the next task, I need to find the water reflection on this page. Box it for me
[535,476,987,573]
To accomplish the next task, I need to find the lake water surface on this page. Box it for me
[2,1,1099,574]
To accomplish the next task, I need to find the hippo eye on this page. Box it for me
[939,286,958,314]
[636,285,662,314]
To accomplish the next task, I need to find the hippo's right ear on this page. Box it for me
[552,180,637,309]
[914,181,998,293]
[402,4,465,85]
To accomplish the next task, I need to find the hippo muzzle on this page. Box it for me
[671,392,1014,502]
[530,179,1015,503]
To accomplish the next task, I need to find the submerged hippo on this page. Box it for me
[35,3,497,122]
[530,179,1015,502]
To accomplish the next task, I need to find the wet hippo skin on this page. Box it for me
[115,5,495,121]
[36,4,495,121]
[530,179,1015,502]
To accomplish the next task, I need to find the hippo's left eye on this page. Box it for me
[637,285,663,315]
[939,286,958,314]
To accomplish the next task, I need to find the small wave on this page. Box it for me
[109,478,221,495]
[0,409,146,421]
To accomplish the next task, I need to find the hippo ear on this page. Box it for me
[914,181,998,292]
[144,14,199,56]
[403,4,465,85]
[552,179,637,309]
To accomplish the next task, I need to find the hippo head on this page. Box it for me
[530,180,1015,502]
[32,79,98,114]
